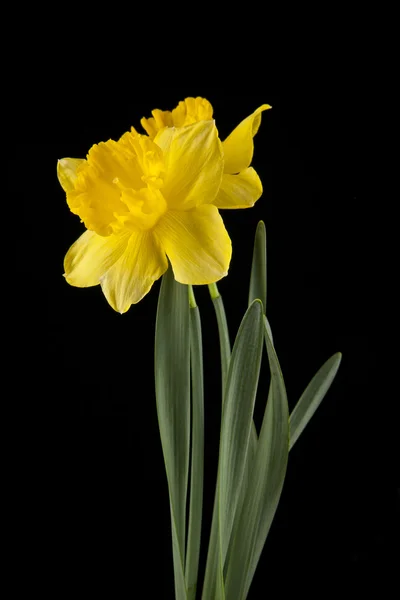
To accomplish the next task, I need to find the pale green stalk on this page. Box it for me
[185,286,204,600]
[208,283,231,398]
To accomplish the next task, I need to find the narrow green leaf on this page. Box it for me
[225,316,289,600]
[289,352,342,449]
[155,267,190,600]
[185,300,204,600]
[202,300,263,600]
[248,220,267,310]
[171,504,189,600]
[225,219,268,574]
[224,408,260,579]
[219,300,264,566]
[201,500,225,600]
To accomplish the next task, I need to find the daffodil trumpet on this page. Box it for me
[59,98,341,600]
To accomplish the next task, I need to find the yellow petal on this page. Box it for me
[222,104,271,174]
[140,98,213,138]
[57,158,85,192]
[65,134,148,236]
[141,109,174,138]
[171,97,214,126]
[213,168,263,209]
[64,230,130,287]
[154,120,223,210]
[100,231,168,313]
[154,205,232,284]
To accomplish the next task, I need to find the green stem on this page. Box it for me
[207,283,231,399]
[188,284,197,309]
[185,288,204,600]
[202,283,233,599]
[208,282,220,300]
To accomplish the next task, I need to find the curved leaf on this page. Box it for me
[225,316,289,600]
[290,352,342,449]
[155,267,190,599]
[219,300,264,565]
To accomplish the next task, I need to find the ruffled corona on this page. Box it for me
[58,130,167,236]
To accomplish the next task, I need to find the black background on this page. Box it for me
[12,32,394,598]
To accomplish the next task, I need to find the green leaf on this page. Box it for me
[219,300,264,567]
[170,506,188,600]
[185,300,204,600]
[248,220,267,310]
[289,352,342,449]
[225,316,290,600]
[202,300,264,600]
[201,501,225,600]
[225,219,267,574]
[224,409,260,580]
[155,267,190,600]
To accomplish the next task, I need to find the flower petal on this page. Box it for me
[140,98,213,138]
[213,168,263,209]
[140,109,174,138]
[154,120,223,210]
[100,231,168,313]
[222,104,271,174]
[171,97,214,126]
[64,230,130,287]
[64,135,147,237]
[154,205,232,284]
[57,158,85,192]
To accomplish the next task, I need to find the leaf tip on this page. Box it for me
[256,220,266,232]
[251,298,264,312]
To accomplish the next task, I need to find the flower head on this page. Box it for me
[58,98,269,313]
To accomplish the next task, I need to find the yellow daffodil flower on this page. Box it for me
[58,99,269,313]
[141,97,271,209]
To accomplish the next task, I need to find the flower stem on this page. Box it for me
[207,283,231,399]
[188,285,197,308]
[185,286,204,600]
[202,284,232,599]
[208,282,220,300]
